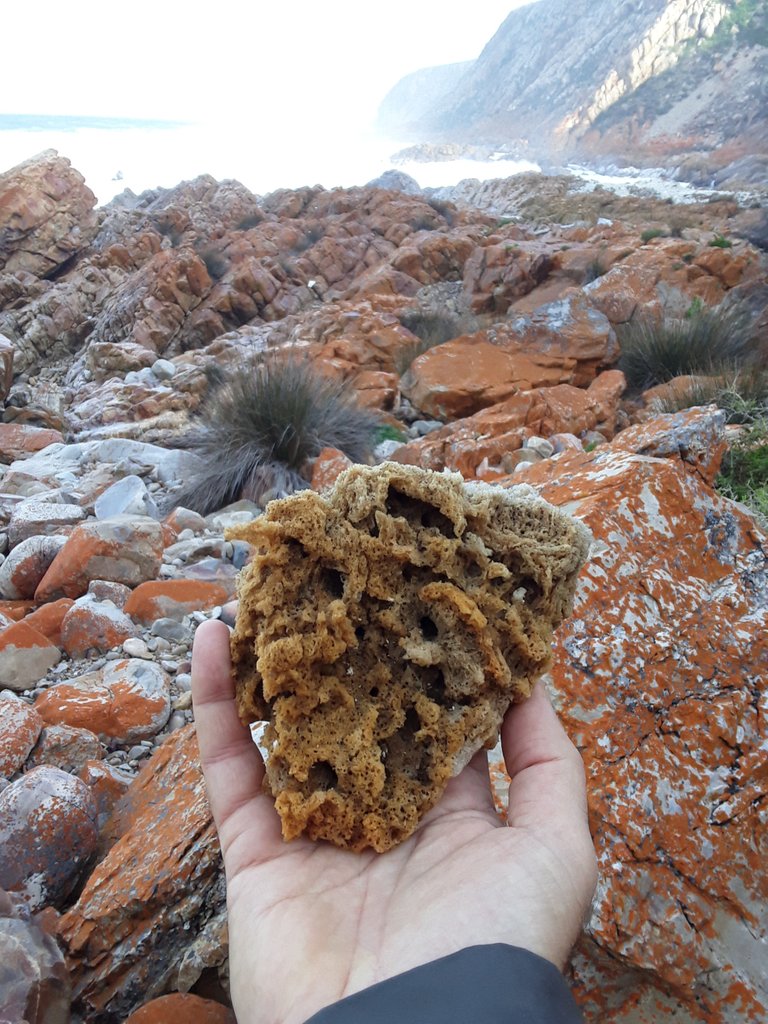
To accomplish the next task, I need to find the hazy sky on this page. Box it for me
[6,1,536,124]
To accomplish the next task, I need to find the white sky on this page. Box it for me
[5,1,536,125]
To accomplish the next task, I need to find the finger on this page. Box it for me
[501,682,590,833]
[191,618,266,833]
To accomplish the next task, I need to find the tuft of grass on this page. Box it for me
[584,257,608,283]
[716,420,768,529]
[618,303,754,390]
[172,357,381,514]
[395,310,476,376]
[197,248,229,280]
[709,234,733,249]
[650,366,768,424]
[374,423,408,445]
[641,227,667,243]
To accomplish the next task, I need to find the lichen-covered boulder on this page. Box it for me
[59,726,227,1022]
[516,407,768,1024]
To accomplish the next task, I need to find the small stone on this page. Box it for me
[410,419,444,437]
[150,358,176,381]
[524,435,555,458]
[173,691,192,711]
[174,673,192,692]
[166,711,187,733]
[87,579,132,608]
[150,617,191,642]
[122,637,151,659]
[127,745,151,761]
[374,439,404,461]
[164,507,206,533]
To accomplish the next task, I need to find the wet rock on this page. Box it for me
[60,726,226,1021]
[0,535,67,600]
[0,620,61,691]
[26,724,103,774]
[0,765,97,909]
[35,659,171,743]
[124,579,231,624]
[0,693,43,777]
[35,516,165,601]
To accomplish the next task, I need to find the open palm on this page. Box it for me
[192,619,596,1024]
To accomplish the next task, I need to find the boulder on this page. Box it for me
[60,596,139,658]
[0,535,67,600]
[34,516,165,601]
[124,580,231,624]
[0,424,65,464]
[124,993,236,1024]
[34,659,171,744]
[0,693,43,777]
[0,150,98,277]
[0,913,71,1024]
[59,726,227,1022]
[26,724,103,775]
[0,620,61,691]
[0,765,97,910]
[514,407,768,1023]
[94,475,160,520]
[7,501,87,547]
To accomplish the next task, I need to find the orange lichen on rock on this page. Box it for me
[229,462,590,852]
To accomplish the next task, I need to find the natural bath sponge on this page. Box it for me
[229,462,590,852]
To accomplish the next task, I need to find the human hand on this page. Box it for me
[191,618,597,1024]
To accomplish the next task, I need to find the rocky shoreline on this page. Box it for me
[0,149,766,1024]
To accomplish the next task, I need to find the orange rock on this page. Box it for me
[0,620,61,692]
[0,535,66,600]
[694,246,756,289]
[310,447,354,493]
[461,239,553,314]
[0,600,36,621]
[123,579,231,624]
[0,695,43,776]
[26,724,103,774]
[124,993,236,1024]
[0,766,97,910]
[60,596,138,657]
[402,334,574,420]
[0,423,65,464]
[503,406,768,1021]
[35,659,171,743]
[78,758,133,837]
[59,726,225,1021]
[34,516,165,601]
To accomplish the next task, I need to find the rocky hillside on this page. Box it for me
[0,150,767,1024]
[379,0,768,169]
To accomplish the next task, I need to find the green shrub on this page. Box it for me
[374,423,408,445]
[640,228,667,243]
[716,421,768,529]
[709,234,733,248]
[172,357,381,514]
[618,303,753,390]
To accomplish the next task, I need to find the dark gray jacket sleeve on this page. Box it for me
[304,944,584,1023]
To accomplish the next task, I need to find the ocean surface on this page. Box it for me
[0,113,719,208]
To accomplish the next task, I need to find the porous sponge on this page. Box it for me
[229,462,590,852]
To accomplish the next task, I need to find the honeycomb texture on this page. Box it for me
[229,463,590,852]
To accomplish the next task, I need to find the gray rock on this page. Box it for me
[95,475,160,520]
[524,436,555,459]
[7,501,86,547]
[151,358,176,380]
[374,439,404,461]
[0,534,67,599]
[410,419,444,437]
[151,618,191,643]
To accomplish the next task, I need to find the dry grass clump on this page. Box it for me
[173,357,381,514]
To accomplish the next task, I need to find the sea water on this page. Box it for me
[0,114,725,208]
